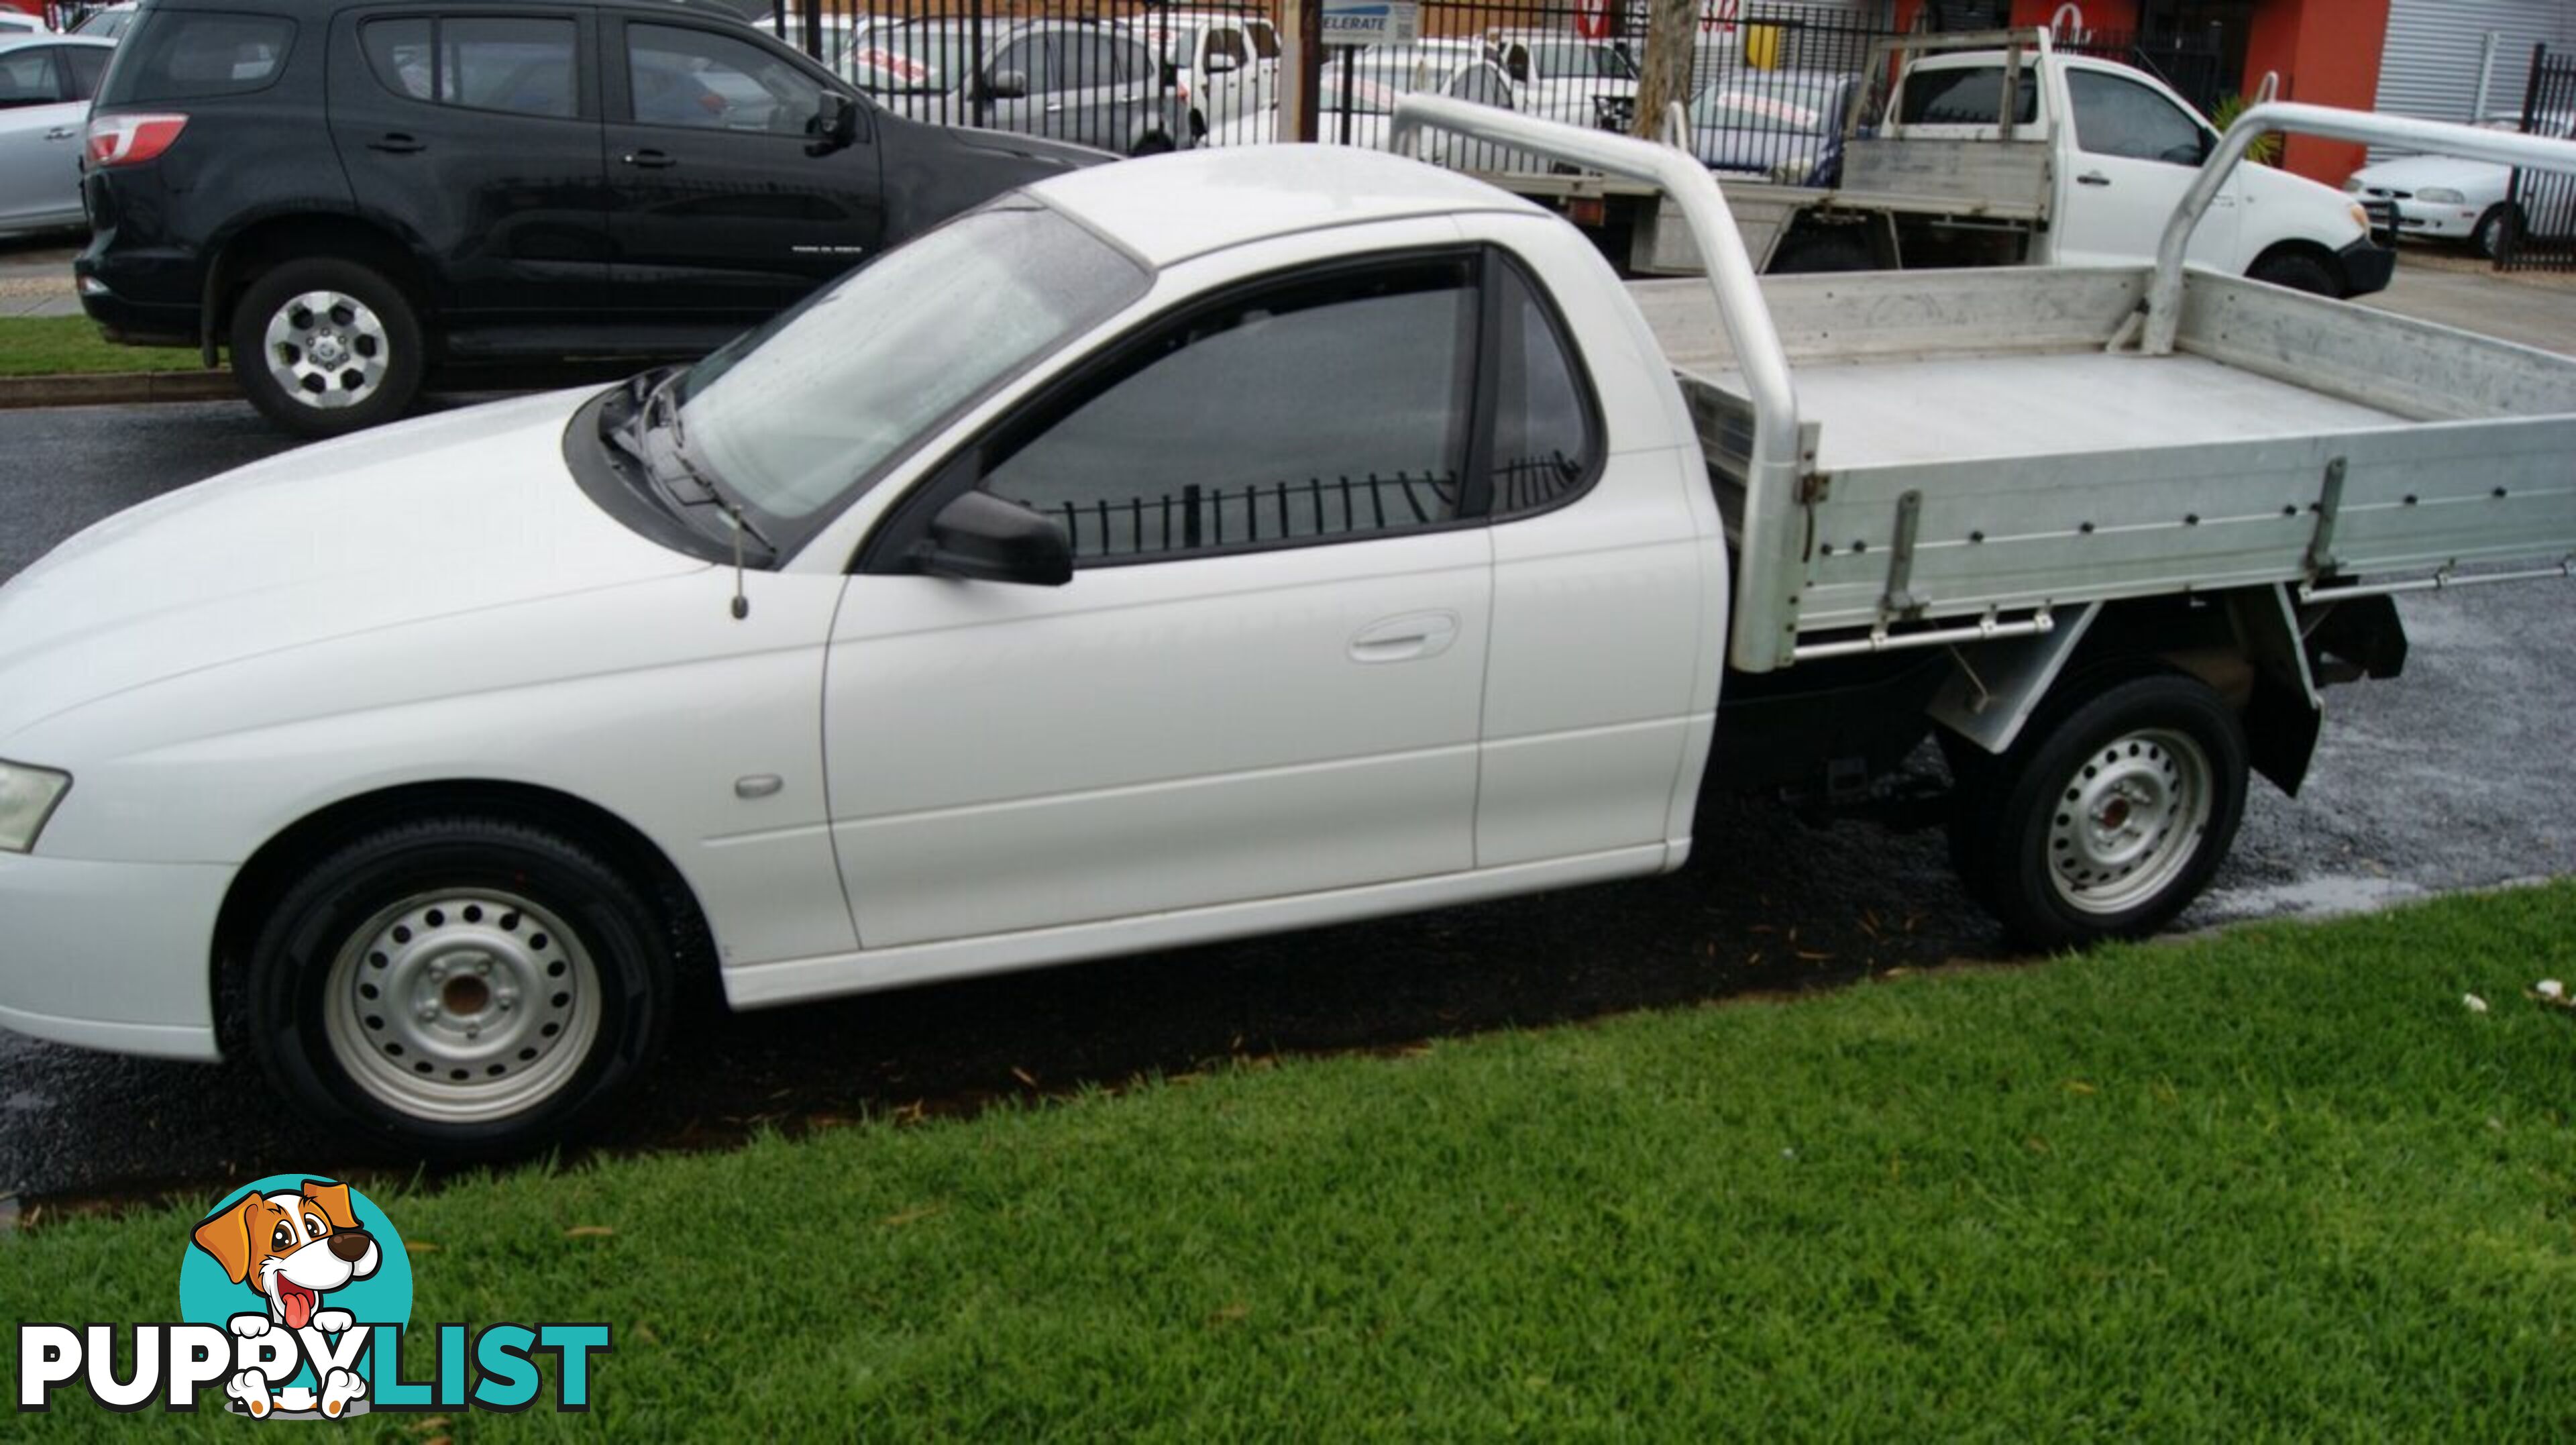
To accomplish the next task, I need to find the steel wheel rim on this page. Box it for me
[323,889,603,1124]
[262,290,389,411]
[2045,727,2214,915]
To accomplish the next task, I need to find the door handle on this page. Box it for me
[1044,102,1065,113]
[2076,171,2110,186]
[367,132,425,154]
[622,149,677,168]
[45,125,77,141]
[1349,610,1461,664]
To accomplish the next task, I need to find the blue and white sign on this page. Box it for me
[1322,0,1419,46]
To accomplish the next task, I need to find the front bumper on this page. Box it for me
[2335,235,2398,299]
[2389,197,2481,240]
[0,851,229,1061]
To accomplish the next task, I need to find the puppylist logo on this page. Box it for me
[17,1174,609,1418]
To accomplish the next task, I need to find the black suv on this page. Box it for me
[76,0,1105,435]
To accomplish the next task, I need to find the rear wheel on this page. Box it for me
[246,818,674,1156]
[231,257,425,438]
[1950,672,2249,951]
[1768,227,1874,274]
[1130,133,1175,158]
[2246,250,2339,297]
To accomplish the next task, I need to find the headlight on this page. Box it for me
[0,760,72,854]
[2414,186,2466,205]
[2349,202,2373,231]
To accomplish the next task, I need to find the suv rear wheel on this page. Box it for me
[231,257,425,438]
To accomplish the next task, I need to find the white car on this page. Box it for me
[1485,28,1636,129]
[2345,111,2576,257]
[0,33,113,237]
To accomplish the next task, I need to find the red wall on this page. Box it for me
[2245,0,2391,182]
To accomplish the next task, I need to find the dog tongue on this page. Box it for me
[281,1285,315,1330]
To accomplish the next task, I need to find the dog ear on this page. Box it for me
[303,1179,362,1233]
[191,1192,264,1285]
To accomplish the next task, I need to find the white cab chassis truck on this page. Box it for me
[0,98,2569,1153]
[1536,30,2394,297]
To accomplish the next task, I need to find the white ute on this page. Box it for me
[2,99,2572,1153]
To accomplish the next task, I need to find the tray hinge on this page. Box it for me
[2305,456,2347,576]
[1882,489,1925,620]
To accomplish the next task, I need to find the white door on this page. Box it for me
[825,253,1496,949]
[0,46,98,232]
[2053,66,2241,268]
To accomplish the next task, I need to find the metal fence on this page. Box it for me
[757,1,2230,178]
[2500,44,2576,273]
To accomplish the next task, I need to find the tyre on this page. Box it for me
[246,818,675,1156]
[2245,250,2339,297]
[2471,204,2518,260]
[1130,133,1176,158]
[230,257,425,439]
[1951,672,2249,952]
[1768,227,1874,274]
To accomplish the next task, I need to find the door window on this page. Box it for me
[987,36,1046,95]
[101,11,292,103]
[0,46,57,106]
[1250,22,1280,61]
[979,258,1478,564]
[1488,262,1599,519]
[2067,70,2206,164]
[362,16,578,118]
[1203,28,1249,73]
[627,23,824,134]
[1448,63,1512,111]
[1048,31,1131,93]
[61,45,108,99]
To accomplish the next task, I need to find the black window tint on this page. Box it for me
[1898,65,2039,127]
[99,11,293,103]
[440,17,575,119]
[1490,263,1597,519]
[2067,70,2206,164]
[62,45,108,99]
[360,17,433,101]
[629,23,821,133]
[1250,23,1279,60]
[0,46,58,106]
[983,260,1476,564]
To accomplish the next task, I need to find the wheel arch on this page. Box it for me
[211,780,718,1057]
[2243,236,2342,291]
[202,213,437,367]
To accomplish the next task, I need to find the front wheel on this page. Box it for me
[2246,251,2340,297]
[2472,204,2519,260]
[230,257,425,439]
[246,818,674,1156]
[1950,673,2249,951]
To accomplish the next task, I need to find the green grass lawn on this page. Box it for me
[7,886,2572,1439]
[0,316,206,376]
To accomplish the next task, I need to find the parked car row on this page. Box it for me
[2346,107,2576,257]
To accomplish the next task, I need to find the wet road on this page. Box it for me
[0,397,2570,1210]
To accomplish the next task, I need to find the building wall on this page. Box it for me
[2244,0,2394,182]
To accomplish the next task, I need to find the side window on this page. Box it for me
[62,46,109,101]
[989,37,1045,94]
[99,11,294,103]
[1897,65,2039,127]
[981,259,1477,564]
[628,23,822,133]
[1249,21,1280,62]
[2067,70,2207,164]
[430,17,578,119]
[0,46,58,106]
[1204,28,1248,73]
[360,18,434,101]
[1489,262,1598,519]
[1048,32,1124,92]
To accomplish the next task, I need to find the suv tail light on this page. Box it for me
[86,113,189,168]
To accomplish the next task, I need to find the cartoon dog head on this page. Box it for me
[191,1180,382,1331]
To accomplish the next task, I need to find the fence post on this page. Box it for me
[1282,0,1322,144]
[1631,0,1698,142]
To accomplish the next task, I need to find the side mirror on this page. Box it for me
[981,68,1029,101]
[916,491,1072,586]
[1203,52,1239,76]
[810,92,860,152]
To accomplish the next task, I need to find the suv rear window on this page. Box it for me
[100,11,294,103]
